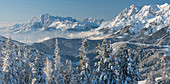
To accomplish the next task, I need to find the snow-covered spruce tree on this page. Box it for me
[77,38,91,84]
[15,46,25,84]
[0,38,3,66]
[93,39,116,84]
[0,66,3,84]
[133,58,141,83]
[114,55,122,84]
[117,45,128,84]
[0,38,3,84]
[54,39,64,84]
[161,53,169,83]
[145,71,156,84]
[45,57,55,84]
[63,59,73,84]
[92,43,101,83]
[116,44,140,84]
[23,48,32,84]
[107,40,116,84]
[126,50,140,84]
[2,37,20,84]
[31,50,47,84]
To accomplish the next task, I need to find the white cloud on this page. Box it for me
[37,37,51,42]
[0,22,15,28]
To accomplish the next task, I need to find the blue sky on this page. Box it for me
[0,0,169,27]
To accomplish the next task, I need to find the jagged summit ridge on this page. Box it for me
[5,14,104,33]
[98,3,170,35]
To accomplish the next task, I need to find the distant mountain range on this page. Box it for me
[1,13,104,34]
[0,3,169,43]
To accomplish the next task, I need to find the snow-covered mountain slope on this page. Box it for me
[129,26,170,45]
[97,3,170,36]
[3,13,104,34]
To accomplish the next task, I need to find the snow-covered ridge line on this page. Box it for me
[98,3,170,36]
[112,41,170,48]
[3,13,104,33]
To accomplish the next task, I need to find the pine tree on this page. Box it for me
[126,50,140,84]
[92,43,101,84]
[0,38,3,66]
[2,37,19,84]
[45,57,55,84]
[133,58,141,84]
[77,38,91,84]
[0,38,3,84]
[63,59,73,84]
[161,53,169,83]
[0,66,3,84]
[16,46,25,84]
[93,39,116,84]
[107,40,116,84]
[23,48,31,84]
[54,39,64,84]
[145,71,156,84]
[117,44,140,84]
[115,55,122,84]
[119,45,129,84]
[31,50,47,84]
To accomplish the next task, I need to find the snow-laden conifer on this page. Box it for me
[54,39,64,84]
[77,38,91,84]
[0,38,3,84]
[31,50,47,84]
[63,59,73,84]
[145,71,156,84]
[161,53,169,83]
[23,48,32,84]
[2,37,19,84]
[45,57,55,84]
[93,39,116,84]
[116,44,140,84]
[16,46,25,84]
